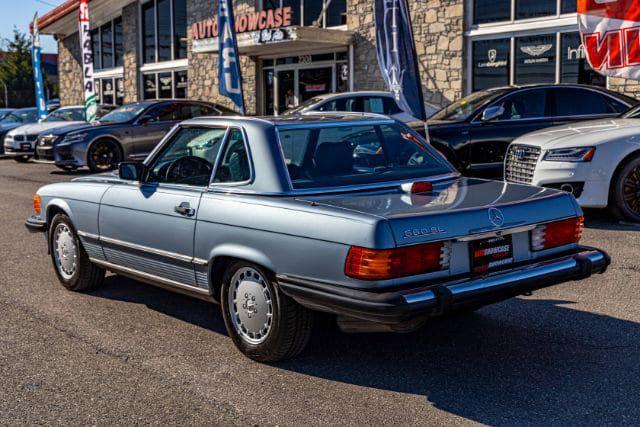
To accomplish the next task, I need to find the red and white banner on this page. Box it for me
[579,0,640,79]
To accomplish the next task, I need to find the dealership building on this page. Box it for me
[36,0,640,115]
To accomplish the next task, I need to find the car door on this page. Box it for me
[467,88,552,178]
[130,103,182,160]
[548,87,625,127]
[98,126,228,290]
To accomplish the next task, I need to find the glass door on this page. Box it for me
[277,69,296,115]
[298,67,332,104]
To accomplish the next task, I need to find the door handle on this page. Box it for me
[175,202,195,217]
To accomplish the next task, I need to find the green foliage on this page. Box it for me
[0,28,58,108]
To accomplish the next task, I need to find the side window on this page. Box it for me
[493,89,547,121]
[607,97,631,114]
[147,127,227,186]
[213,128,251,183]
[383,97,402,115]
[362,97,386,114]
[148,103,181,122]
[551,88,616,117]
[318,100,338,111]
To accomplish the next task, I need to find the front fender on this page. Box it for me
[44,197,74,225]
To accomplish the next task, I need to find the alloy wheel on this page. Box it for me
[90,142,119,171]
[622,165,640,216]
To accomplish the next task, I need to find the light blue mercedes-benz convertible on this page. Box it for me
[26,113,609,361]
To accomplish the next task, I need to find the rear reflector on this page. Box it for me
[345,241,450,281]
[531,216,584,251]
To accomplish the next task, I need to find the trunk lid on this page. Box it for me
[298,178,579,246]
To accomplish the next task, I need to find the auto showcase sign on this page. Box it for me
[191,6,294,51]
[578,0,640,79]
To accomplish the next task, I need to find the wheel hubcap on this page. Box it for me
[622,166,640,215]
[53,224,78,280]
[227,267,273,345]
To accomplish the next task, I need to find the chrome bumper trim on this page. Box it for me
[402,249,606,304]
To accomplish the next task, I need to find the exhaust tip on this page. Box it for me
[560,183,575,194]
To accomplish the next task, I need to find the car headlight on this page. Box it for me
[39,134,60,146]
[61,133,88,145]
[544,147,596,162]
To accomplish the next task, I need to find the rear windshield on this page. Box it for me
[277,123,453,190]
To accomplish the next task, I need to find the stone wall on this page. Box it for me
[347,0,466,107]
[57,33,84,107]
[186,0,258,114]
[608,78,640,100]
[122,2,140,104]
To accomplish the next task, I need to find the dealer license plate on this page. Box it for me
[470,235,514,273]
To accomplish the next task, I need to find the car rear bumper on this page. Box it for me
[277,247,610,324]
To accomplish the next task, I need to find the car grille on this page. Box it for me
[15,134,38,143]
[504,145,541,184]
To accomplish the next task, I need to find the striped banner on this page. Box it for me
[78,0,98,122]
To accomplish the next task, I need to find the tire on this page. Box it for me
[49,213,105,291]
[87,139,121,173]
[220,261,313,362]
[13,156,30,163]
[610,155,640,223]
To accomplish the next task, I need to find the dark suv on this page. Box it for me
[36,100,236,172]
[427,84,637,177]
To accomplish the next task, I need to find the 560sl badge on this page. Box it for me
[403,226,447,239]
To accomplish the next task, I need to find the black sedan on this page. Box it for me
[36,100,236,172]
[426,84,637,177]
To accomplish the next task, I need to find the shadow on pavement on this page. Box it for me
[584,208,640,231]
[88,275,640,424]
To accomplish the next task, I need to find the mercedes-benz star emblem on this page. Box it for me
[488,208,505,227]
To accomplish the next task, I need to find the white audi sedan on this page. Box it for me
[505,105,640,223]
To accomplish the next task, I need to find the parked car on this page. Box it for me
[505,103,640,223]
[0,108,15,121]
[25,113,609,361]
[0,107,40,155]
[36,100,236,172]
[427,84,637,178]
[285,91,441,122]
[4,105,114,162]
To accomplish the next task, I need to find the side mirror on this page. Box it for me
[481,105,505,122]
[119,162,145,181]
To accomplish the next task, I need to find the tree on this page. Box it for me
[0,28,57,108]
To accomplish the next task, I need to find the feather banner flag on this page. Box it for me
[579,0,640,80]
[78,0,98,122]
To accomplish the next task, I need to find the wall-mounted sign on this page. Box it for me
[191,7,292,40]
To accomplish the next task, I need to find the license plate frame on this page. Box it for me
[470,234,514,273]
[20,143,31,151]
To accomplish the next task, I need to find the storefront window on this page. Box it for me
[114,18,123,67]
[515,34,556,84]
[175,71,188,98]
[91,29,101,70]
[515,0,556,20]
[142,1,156,63]
[560,32,606,86]
[472,39,510,91]
[473,0,578,24]
[474,0,510,24]
[116,78,124,106]
[95,77,123,106]
[101,23,113,69]
[143,0,187,64]
[260,0,345,28]
[173,0,187,59]
[101,78,115,105]
[561,0,577,14]
[143,70,188,100]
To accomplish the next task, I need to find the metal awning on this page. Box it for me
[192,26,354,57]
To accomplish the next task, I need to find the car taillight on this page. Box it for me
[531,216,584,251]
[33,195,41,215]
[345,241,451,281]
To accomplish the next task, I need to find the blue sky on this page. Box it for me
[0,0,67,53]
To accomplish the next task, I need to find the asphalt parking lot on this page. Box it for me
[1,158,639,425]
